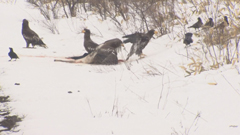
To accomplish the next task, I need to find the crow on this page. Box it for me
[183,33,193,47]
[188,17,203,31]
[21,19,47,48]
[8,48,19,61]
[214,16,229,32]
[82,28,99,53]
[202,18,214,29]
[122,29,157,60]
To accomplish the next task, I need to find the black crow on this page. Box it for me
[202,18,214,29]
[183,33,193,47]
[214,16,229,31]
[188,17,203,31]
[8,48,19,61]
[21,19,47,48]
[123,29,157,60]
[82,29,99,53]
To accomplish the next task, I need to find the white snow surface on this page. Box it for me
[0,1,240,135]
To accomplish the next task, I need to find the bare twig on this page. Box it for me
[158,64,180,77]
[222,75,240,96]
[186,112,201,135]
[175,100,207,122]
[158,72,164,109]
[86,98,94,117]
[125,86,148,103]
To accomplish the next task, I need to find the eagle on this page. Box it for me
[21,19,47,48]
[183,33,193,47]
[188,17,203,31]
[202,18,214,29]
[84,38,123,65]
[55,38,124,65]
[66,28,98,60]
[122,29,157,60]
[82,28,99,53]
[8,47,19,61]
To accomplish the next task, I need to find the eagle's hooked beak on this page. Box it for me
[82,30,86,33]
[154,30,158,35]
[121,43,125,47]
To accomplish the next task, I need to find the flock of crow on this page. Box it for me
[8,19,157,65]
[183,16,229,47]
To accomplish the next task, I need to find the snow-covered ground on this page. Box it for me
[0,0,240,135]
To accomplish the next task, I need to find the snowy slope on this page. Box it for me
[0,1,240,135]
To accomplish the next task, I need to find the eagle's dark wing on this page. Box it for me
[135,33,152,55]
[122,32,139,44]
[126,42,140,61]
[101,52,118,65]
[87,38,122,65]
[89,50,118,65]
[125,33,143,60]
[124,30,155,60]
[22,19,47,48]
[22,30,45,45]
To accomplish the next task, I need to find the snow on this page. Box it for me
[0,0,240,135]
